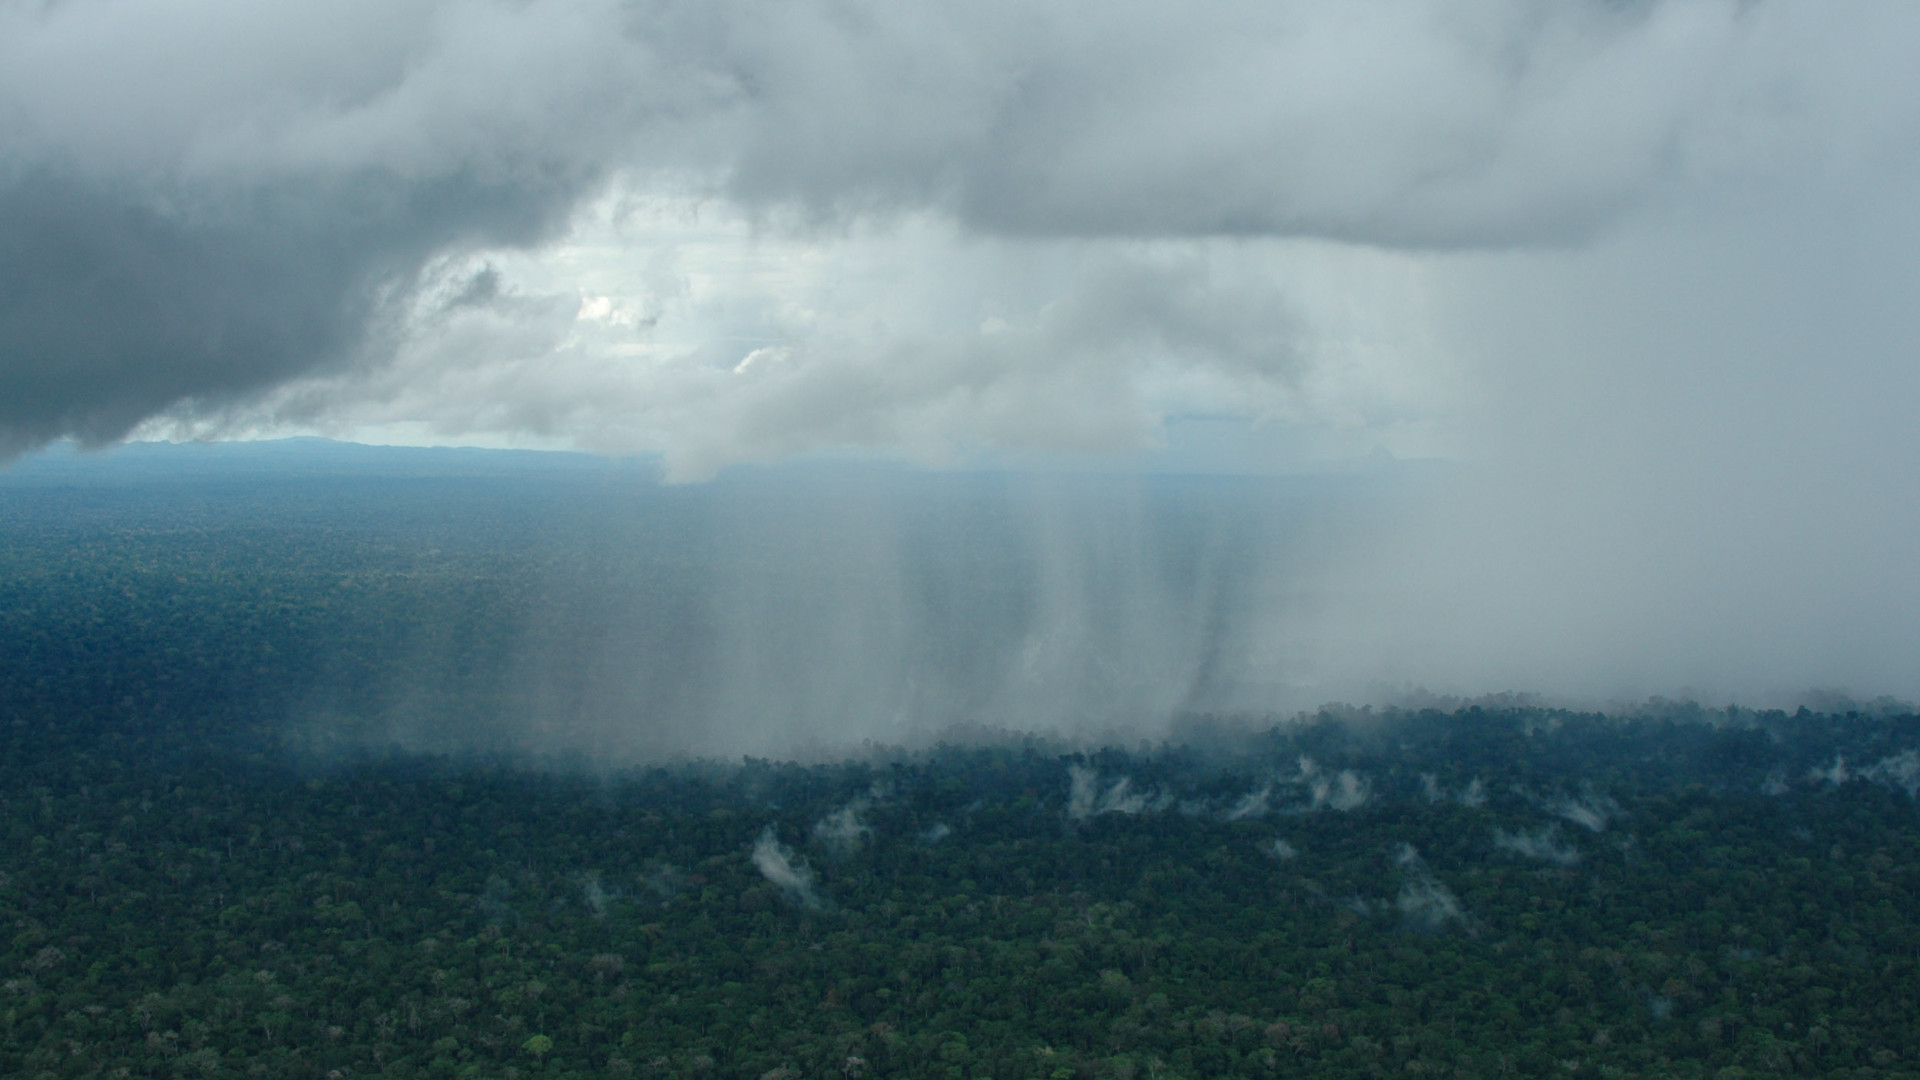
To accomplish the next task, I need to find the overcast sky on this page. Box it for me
[6,0,1920,709]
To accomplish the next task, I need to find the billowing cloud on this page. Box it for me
[0,0,710,453]
[8,0,1919,458]
[1809,755,1852,787]
[133,216,1389,480]
[709,0,1920,246]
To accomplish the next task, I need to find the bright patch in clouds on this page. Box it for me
[140,190,1452,478]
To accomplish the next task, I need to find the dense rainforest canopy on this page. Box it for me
[6,700,1920,1080]
[3,447,1919,1080]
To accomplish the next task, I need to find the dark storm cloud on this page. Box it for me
[0,0,712,450]
[3,0,1916,453]
[0,167,578,453]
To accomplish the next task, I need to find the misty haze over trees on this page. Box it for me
[4,443,1920,1079]
[0,441,1415,762]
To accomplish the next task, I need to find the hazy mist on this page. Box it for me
[371,464,1407,761]
[6,1,1920,755]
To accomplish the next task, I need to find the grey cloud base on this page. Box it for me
[0,167,584,453]
[7,0,1916,450]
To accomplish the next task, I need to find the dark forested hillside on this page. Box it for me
[4,446,1920,1080]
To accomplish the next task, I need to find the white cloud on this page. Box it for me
[1863,750,1920,798]
[1295,758,1371,813]
[138,203,1444,479]
[1066,764,1170,820]
[1392,844,1468,931]
[12,0,1920,712]
[813,799,874,856]
[1493,825,1581,866]
[1544,791,1620,833]
[1812,749,1920,797]
[22,0,1920,465]
[1422,774,1488,807]
[1223,784,1273,822]
[751,826,821,907]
